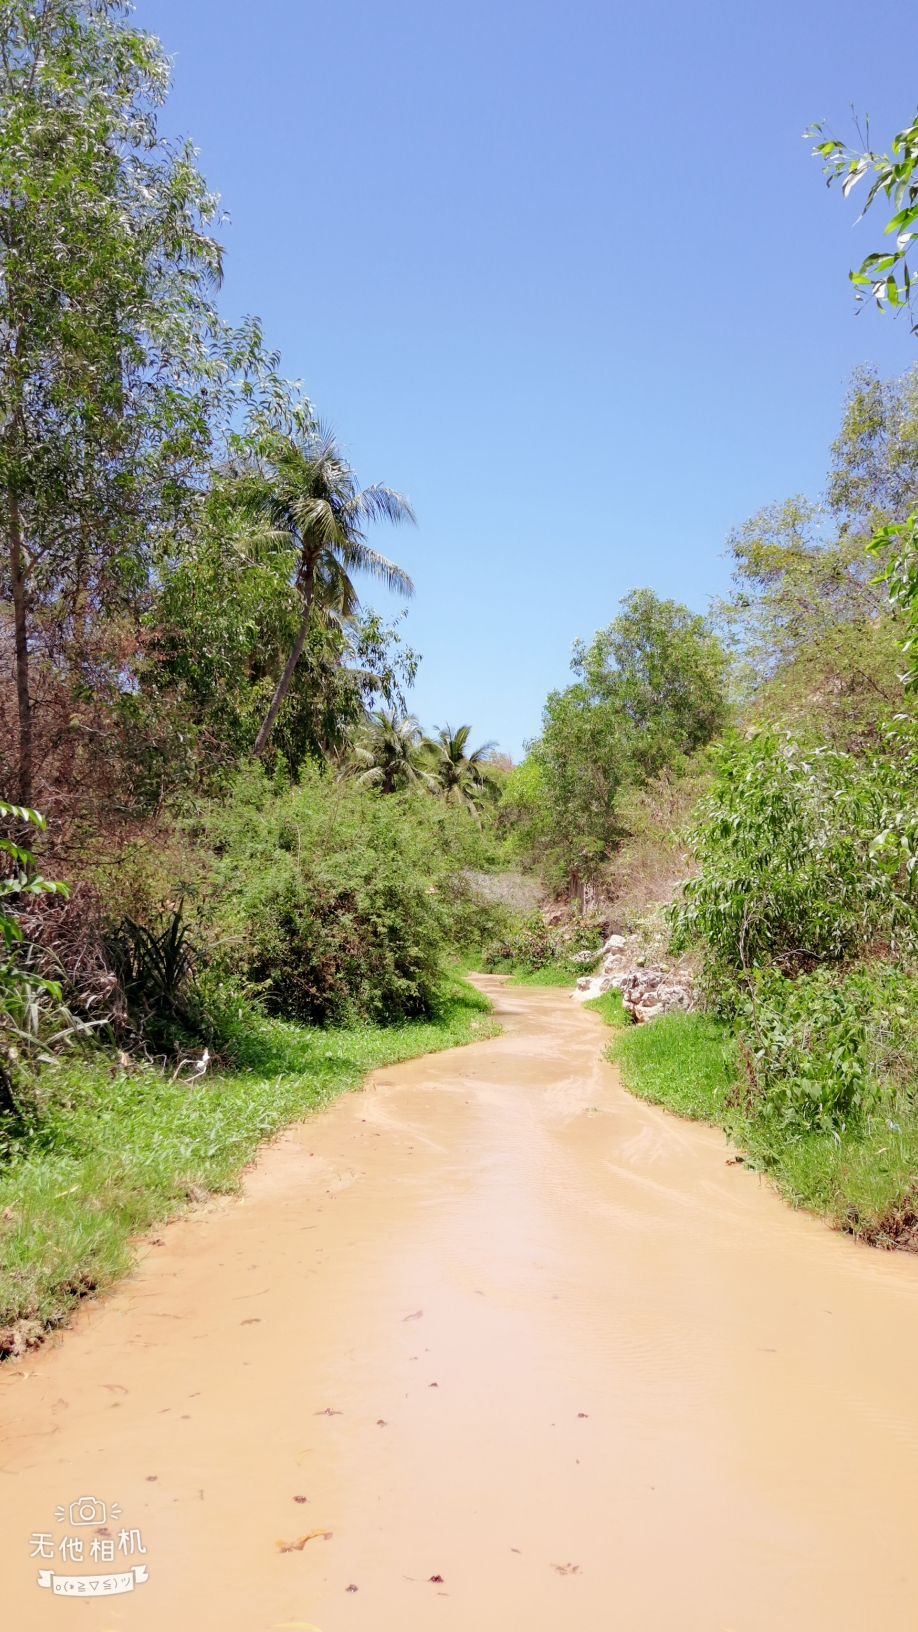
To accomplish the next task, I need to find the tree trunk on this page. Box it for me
[7,487,32,806]
[252,562,315,758]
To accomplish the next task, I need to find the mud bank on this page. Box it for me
[2,979,918,1630]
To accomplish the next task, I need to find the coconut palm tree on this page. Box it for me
[426,724,498,812]
[349,709,437,795]
[237,425,416,756]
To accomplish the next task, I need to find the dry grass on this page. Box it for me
[601,765,709,929]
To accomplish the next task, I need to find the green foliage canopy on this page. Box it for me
[511,589,728,886]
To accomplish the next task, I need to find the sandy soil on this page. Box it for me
[2,978,918,1630]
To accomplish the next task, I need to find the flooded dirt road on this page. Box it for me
[3,979,918,1630]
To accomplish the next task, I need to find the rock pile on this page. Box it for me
[573,933,693,1023]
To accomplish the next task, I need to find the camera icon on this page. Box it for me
[69,1496,107,1527]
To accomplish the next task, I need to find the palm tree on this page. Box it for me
[349,709,437,795]
[238,425,416,756]
[427,724,498,812]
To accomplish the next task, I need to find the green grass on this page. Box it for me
[508,963,584,986]
[0,973,497,1347]
[608,1009,737,1124]
[584,997,918,1248]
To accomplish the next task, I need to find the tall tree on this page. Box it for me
[517,590,728,887]
[0,0,224,804]
[427,724,497,812]
[229,421,415,757]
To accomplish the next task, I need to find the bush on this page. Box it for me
[200,765,509,1025]
[249,874,442,1025]
[737,962,918,1136]
[671,730,918,990]
[482,910,606,973]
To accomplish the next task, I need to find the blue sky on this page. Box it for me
[137,0,918,757]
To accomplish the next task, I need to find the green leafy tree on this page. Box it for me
[139,484,419,787]
[574,588,728,779]
[716,493,904,747]
[227,420,415,756]
[827,364,918,529]
[517,590,728,887]
[0,0,227,804]
[670,731,918,984]
[810,118,918,679]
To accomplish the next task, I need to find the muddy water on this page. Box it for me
[3,981,918,1630]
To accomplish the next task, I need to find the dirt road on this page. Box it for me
[2,979,918,1630]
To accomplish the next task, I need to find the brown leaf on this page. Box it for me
[577,1412,588,1418]
[403,1310,423,1321]
[376,1419,387,1426]
[345,1584,358,1592]
[275,1529,333,1552]
[429,1574,444,1583]
[241,1318,260,1325]
[293,1495,307,1503]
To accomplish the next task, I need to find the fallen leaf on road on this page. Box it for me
[276,1530,333,1552]
[577,1412,588,1418]
[345,1584,358,1592]
[376,1419,387,1426]
[403,1310,423,1321]
[314,1408,342,1415]
[429,1574,444,1583]
[429,1382,438,1388]
[241,1318,261,1325]
[293,1495,307,1503]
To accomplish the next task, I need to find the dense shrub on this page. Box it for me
[671,731,918,988]
[249,876,442,1025]
[737,964,918,1136]
[201,765,510,1025]
[482,910,605,973]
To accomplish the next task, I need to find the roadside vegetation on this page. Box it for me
[494,111,918,1249]
[0,1,519,1355]
[7,0,918,1367]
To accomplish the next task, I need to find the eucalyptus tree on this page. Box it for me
[811,114,918,687]
[228,421,415,757]
[427,724,497,811]
[0,0,226,805]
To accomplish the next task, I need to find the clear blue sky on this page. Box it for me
[136,0,918,757]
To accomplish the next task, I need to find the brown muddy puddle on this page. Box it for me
[3,979,918,1630]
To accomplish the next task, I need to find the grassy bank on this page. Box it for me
[587,998,918,1250]
[508,963,593,986]
[0,974,496,1354]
